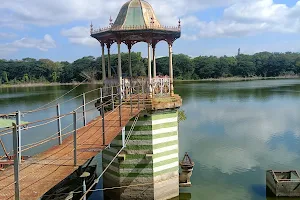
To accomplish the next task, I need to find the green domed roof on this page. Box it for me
[113,0,162,29]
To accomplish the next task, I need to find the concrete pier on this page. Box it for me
[102,109,180,200]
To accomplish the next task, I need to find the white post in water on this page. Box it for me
[80,172,90,200]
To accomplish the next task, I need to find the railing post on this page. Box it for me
[100,88,103,116]
[130,78,133,116]
[73,111,77,166]
[119,88,122,127]
[82,93,87,126]
[122,127,126,148]
[12,123,20,200]
[138,85,140,110]
[101,88,105,146]
[16,111,21,164]
[142,80,145,108]
[57,104,62,145]
[160,78,163,96]
[111,86,114,110]
[169,78,171,95]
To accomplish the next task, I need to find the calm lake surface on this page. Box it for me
[1,79,300,200]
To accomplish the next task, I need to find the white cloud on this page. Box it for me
[0,32,17,39]
[0,34,56,57]
[12,34,56,51]
[61,27,98,46]
[182,0,300,39]
[0,0,238,27]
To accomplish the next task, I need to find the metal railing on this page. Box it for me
[0,84,147,200]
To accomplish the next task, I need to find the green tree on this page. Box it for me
[2,71,8,83]
[23,74,29,82]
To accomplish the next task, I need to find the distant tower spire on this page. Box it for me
[109,16,113,27]
[238,48,241,56]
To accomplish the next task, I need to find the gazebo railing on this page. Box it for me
[152,77,171,96]
[103,77,171,98]
[91,25,181,34]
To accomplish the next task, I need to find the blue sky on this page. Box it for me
[0,0,300,62]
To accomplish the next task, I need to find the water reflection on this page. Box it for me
[1,80,300,199]
[177,79,300,200]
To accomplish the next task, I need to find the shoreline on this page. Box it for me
[174,76,300,83]
[0,82,103,89]
[0,76,299,88]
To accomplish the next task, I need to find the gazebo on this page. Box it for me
[90,0,181,97]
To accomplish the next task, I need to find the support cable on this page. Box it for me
[79,114,140,200]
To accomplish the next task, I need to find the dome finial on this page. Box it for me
[178,18,181,29]
[90,21,93,34]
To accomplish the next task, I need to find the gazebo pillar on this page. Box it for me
[117,41,122,96]
[128,44,132,77]
[148,42,152,98]
[153,44,156,78]
[107,43,112,78]
[101,42,106,81]
[168,42,174,96]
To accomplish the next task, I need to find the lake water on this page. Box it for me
[1,79,300,200]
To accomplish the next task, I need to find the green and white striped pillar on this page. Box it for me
[102,110,179,200]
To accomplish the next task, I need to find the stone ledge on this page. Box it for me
[150,94,182,111]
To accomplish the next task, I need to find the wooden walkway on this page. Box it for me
[0,106,140,200]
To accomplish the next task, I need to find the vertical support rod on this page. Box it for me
[117,41,122,99]
[169,42,174,97]
[12,123,20,200]
[119,90,122,127]
[100,88,103,116]
[16,111,21,164]
[73,112,77,166]
[160,79,163,96]
[111,86,114,110]
[128,47,132,77]
[57,104,62,145]
[130,78,132,116]
[101,43,106,81]
[148,43,152,98]
[107,45,112,78]
[122,127,126,148]
[101,88,105,146]
[138,85,140,110]
[83,179,87,200]
[142,83,145,108]
[153,45,156,78]
[82,93,87,126]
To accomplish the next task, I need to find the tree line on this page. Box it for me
[1,51,300,84]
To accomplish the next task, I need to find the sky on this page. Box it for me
[1,0,300,61]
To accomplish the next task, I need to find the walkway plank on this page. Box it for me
[0,106,140,200]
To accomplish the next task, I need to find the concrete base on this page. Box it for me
[154,173,179,200]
